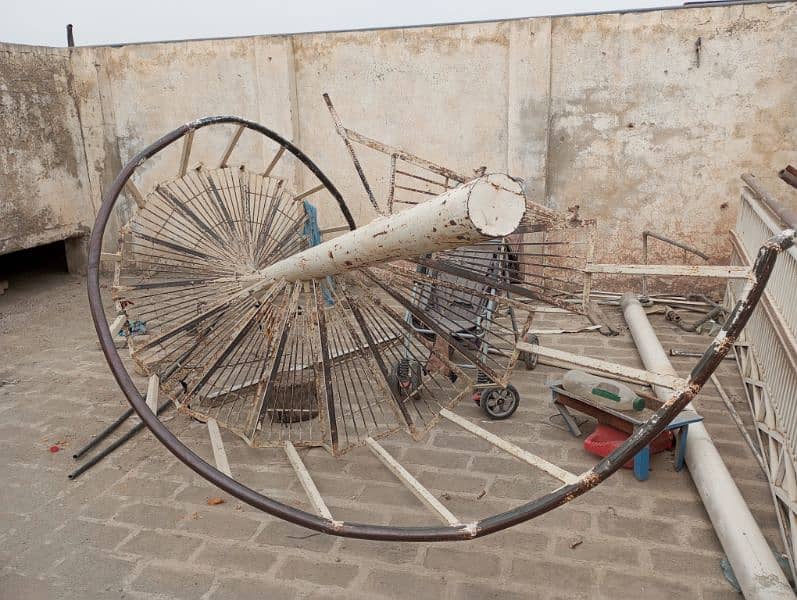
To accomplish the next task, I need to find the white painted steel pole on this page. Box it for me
[256,173,525,284]
[620,292,794,600]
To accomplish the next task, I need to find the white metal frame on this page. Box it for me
[725,181,797,578]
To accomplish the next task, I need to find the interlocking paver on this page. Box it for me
[176,509,261,541]
[113,502,187,530]
[211,576,301,600]
[129,563,215,598]
[120,530,201,561]
[337,537,422,565]
[598,570,694,600]
[51,548,135,596]
[510,557,599,597]
[363,568,448,599]
[51,518,132,551]
[455,582,530,600]
[195,542,278,572]
[255,520,338,553]
[424,546,502,577]
[275,556,359,588]
[552,534,642,566]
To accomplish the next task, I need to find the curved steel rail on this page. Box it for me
[88,117,796,541]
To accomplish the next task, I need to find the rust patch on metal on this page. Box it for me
[717,334,736,353]
[580,470,601,490]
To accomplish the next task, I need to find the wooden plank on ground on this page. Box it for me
[366,437,459,526]
[146,374,159,414]
[285,441,333,520]
[207,418,232,477]
[440,409,578,485]
[516,342,687,390]
[585,264,749,278]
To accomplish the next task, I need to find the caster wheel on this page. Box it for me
[480,384,520,420]
[521,334,539,370]
[390,359,422,398]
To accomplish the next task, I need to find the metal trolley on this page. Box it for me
[392,239,537,419]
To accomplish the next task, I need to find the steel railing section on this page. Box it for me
[736,190,797,332]
[726,182,797,576]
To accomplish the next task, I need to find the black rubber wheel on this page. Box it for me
[480,384,520,420]
[521,334,539,370]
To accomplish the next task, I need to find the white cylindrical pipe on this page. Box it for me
[257,173,525,284]
[620,292,794,600]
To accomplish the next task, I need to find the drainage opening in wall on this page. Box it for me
[0,240,69,282]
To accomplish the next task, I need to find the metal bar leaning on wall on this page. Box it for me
[641,230,709,297]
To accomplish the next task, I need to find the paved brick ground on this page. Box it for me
[0,269,781,599]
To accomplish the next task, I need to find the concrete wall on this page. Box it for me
[546,4,796,264]
[1,3,795,264]
[0,44,94,257]
[72,37,299,249]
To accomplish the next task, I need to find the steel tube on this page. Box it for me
[621,291,795,600]
[253,174,525,285]
[72,406,135,459]
[68,399,173,480]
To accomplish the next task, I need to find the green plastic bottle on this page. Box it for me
[562,370,645,412]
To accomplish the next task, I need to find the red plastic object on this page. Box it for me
[583,424,674,469]
[49,445,60,453]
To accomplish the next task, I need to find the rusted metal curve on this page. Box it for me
[87,117,795,541]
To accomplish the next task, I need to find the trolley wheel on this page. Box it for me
[390,359,422,398]
[480,384,520,420]
[521,334,539,370]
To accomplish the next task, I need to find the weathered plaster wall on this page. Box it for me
[291,22,512,227]
[1,3,795,263]
[74,37,297,251]
[546,3,797,264]
[0,44,94,256]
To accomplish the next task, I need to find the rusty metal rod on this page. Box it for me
[642,229,709,297]
[72,344,191,460]
[68,399,173,480]
[72,406,135,459]
[669,348,734,360]
[643,230,710,261]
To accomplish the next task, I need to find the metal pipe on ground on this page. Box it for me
[620,292,794,600]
